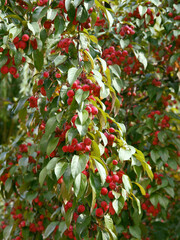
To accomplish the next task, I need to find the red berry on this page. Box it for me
[22,34,29,42]
[112,175,119,182]
[84,137,92,146]
[108,134,115,142]
[67,90,75,97]
[91,106,98,115]
[55,73,61,78]
[109,182,116,190]
[109,127,115,133]
[106,175,112,183]
[9,66,17,75]
[112,160,118,165]
[18,41,27,49]
[77,205,85,213]
[101,187,108,195]
[95,208,103,217]
[1,65,9,74]
[43,72,49,78]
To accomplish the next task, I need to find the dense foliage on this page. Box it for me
[0,0,179,239]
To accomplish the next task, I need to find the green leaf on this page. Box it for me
[47,137,59,156]
[138,52,147,69]
[138,6,147,17]
[76,5,88,23]
[94,159,107,184]
[55,162,68,180]
[75,89,89,105]
[46,157,60,171]
[133,182,146,195]
[5,178,12,192]
[76,215,91,235]
[45,116,57,138]
[165,187,174,198]
[74,173,87,199]
[54,15,65,35]
[14,51,22,65]
[91,140,101,158]
[122,175,132,194]
[89,35,98,44]
[19,157,29,168]
[132,193,141,214]
[135,150,153,181]
[158,131,167,143]
[13,97,29,114]
[120,39,130,49]
[67,67,83,86]
[33,50,44,72]
[112,196,125,214]
[129,225,141,239]
[27,22,40,35]
[150,194,159,207]
[150,149,160,162]
[78,110,89,125]
[47,8,58,21]
[109,64,121,78]
[150,0,161,7]
[158,195,169,209]
[39,167,47,186]
[3,225,13,240]
[119,147,134,161]
[75,118,90,137]
[159,148,169,163]
[74,0,83,7]
[170,52,180,65]
[44,222,59,239]
[32,6,48,21]
[71,154,87,178]
[54,55,67,66]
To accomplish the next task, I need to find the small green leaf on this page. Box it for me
[3,225,13,240]
[46,157,60,171]
[46,137,59,156]
[54,55,67,66]
[94,159,107,184]
[54,15,65,35]
[39,167,47,186]
[45,116,57,138]
[129,225,141,239]
[75,89,89,105]
[74,173,87,198]
[44,222,59,239]
[71,154,87,178]
[55,162,68,180]
[33,50,44,72]
[67,67,83,86]
[122,175,132,194]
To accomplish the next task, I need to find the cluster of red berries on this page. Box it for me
[158,115,170,128]
[29,96,38,108]
[142,201,161,217]
[0,48,26,78]
[62,137,92,153]
[147,110,161,119]
[162,94,172,107]
[119,25,135,37]
[154,172,164,185]
[151,131,160,146]
[152,78,161,87]
[95,16,106,27]
[127,7,155,26]
[57,38,74,53]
